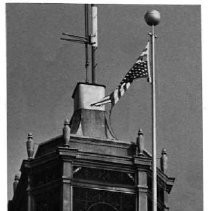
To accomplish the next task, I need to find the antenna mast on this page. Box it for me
[61,4,98,84]
[91,4,98,84]
[85,4,89,83]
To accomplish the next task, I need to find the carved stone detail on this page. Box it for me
[73,167,135,186]
[73,187,135,211]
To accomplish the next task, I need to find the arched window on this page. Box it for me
[87,202,118,211]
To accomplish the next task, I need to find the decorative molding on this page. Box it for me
[73,186,136,211]
[73,167,135,186]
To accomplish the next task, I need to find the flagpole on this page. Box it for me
[144,10,160,211]
[151,23,157,211]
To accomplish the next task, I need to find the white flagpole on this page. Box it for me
[144,10,160,211]
[151,23,157,211]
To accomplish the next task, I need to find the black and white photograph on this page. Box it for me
[5,2,203,211]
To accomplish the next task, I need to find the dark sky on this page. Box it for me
[7,4,202,211]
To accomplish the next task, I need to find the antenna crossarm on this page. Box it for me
[60,4,98,84]
[61,33,97,47]
[62,32,90,42]
[60,37,88,44]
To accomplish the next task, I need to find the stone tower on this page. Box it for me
[8,82,175,211]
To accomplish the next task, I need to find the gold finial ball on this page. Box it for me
[28,132,33,139]
[64,118,70,125]
[14,174,20,180]
[138,128,143,136]
[162,148,167,155]
[144,10,160,26]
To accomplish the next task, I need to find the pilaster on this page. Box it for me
[61,161,73,211]
[136,170,148,211]
[163,187,169,211]
[27,170,34,211]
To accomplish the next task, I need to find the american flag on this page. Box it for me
[91,42,151,107]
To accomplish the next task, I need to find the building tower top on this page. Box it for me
[70,82,115,139]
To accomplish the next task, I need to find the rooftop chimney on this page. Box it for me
[70,82,115,139]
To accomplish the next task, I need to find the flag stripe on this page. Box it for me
[91,95,111,106]
[91,42,150,107]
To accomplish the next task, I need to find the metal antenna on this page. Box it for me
[91,4,98,84]
[84,4,90,83]
[61,4,91,83]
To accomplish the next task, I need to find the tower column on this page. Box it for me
[136,170,148,211]
[163,187,169,211]
[61,161,73,211]
[27,170,34,211]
